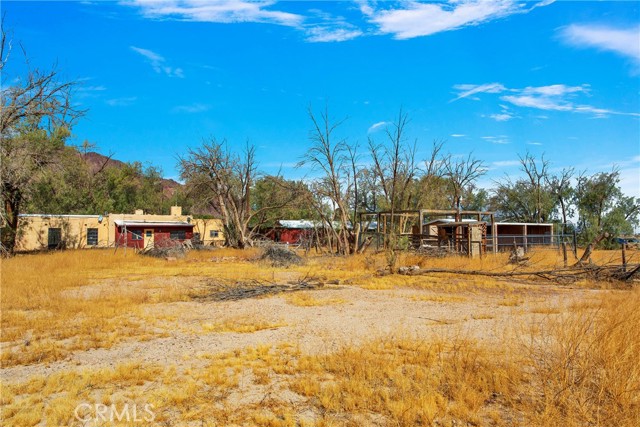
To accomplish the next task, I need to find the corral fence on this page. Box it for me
[359,231,577,255]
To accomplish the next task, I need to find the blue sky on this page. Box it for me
[3,0,640,197]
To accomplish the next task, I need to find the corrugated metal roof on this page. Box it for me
[424,218,479,225]
[496,222,554,226]
[114,220,193,228]
[278,220,317,229]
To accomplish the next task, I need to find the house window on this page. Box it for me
[130,230,142,240]
[87,228,98,246]
[209,230,219,238]
[170,230,186,240]
[48,228,62,249]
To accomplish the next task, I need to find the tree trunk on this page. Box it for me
[1,186,21,254]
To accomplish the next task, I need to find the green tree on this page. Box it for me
[574,170,639,247]
[1,29,85,252]
[250,176,314,227]
[490,153,555,223]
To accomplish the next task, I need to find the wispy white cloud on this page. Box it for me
[453,82,639,118]
[172,103,210,113]
[527,141,543,146]
[305,26,363,43]
[124,0,554,43]
[481,135,510,144]
[560,24,640,72]
[361,0,552,40]
[78,85,107,92]
[303,8,363,42]
[451,82,506,102]
[450,134,466,138]
[368,121,389,133]
[125,0,303,27]
[492,160,520,167]
[488,113,514,121]
[106,96,137,107]
[75,85,107,100]
[130,46,185,78]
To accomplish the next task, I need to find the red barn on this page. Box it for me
[263,220,316,245]
[114,220,194,249]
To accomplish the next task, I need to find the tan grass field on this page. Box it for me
[1,247,639,426]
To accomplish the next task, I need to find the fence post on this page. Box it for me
[562,242,568,268]
[572,230,578,259]
[622,242,627,273]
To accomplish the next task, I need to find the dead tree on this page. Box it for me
[441,152,487,216]
[179,139,298,249]
[298,105,356,255]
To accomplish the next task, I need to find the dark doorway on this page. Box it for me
[48,228,62,249]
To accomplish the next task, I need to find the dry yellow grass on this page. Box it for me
[284,292,346,307]
[202,316,286,333]
[2,247,638,426]
[0,249,274,366]
[410,294,467,303]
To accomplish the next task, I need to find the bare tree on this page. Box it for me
[520,152,550,223]
[1,22,85,253]
[441,152,487,214]
[546,167,574,231]
[179,138,298,248]
[298,105,356,255]
[368,109,419,213]
[368,109,422,269]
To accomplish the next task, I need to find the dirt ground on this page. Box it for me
[0,275,606,385]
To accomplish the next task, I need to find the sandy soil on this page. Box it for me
[0,277,605,384]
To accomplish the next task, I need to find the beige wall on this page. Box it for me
[15,207,225,251]
[191,218,225,246]
[16,215,110,252]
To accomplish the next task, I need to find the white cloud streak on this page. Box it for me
[130,46,184,78]
[453,82,639,118]
[106,97,138,107]
[124,0,553,43]
[172,103,210,113]
[451,82,506,102]
[361,0,551,40]
[560,24,640,68]
[368,121,389,133]
[126,0,303,26]
[492,160,520,167]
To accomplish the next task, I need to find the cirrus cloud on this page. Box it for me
[361,0,552,40]
[560,24,640,72]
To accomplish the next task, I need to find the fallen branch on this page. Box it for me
[399,264,639,283]
[192,278,325,302]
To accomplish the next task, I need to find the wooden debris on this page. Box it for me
[397,263,639,284]
[192,279,325,302]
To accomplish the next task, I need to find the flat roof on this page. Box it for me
[436,221,485,227]
[496,222,554,226]
[19,214,100,218]
[114,220,193,228]
[425,218,480,225]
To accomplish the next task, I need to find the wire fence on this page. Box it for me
[489,233,575,252]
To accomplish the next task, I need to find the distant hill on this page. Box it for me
[82,151,182,198]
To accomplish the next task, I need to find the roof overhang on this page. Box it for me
[114,220,193,228]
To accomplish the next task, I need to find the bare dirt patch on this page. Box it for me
[0,276,602,384]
